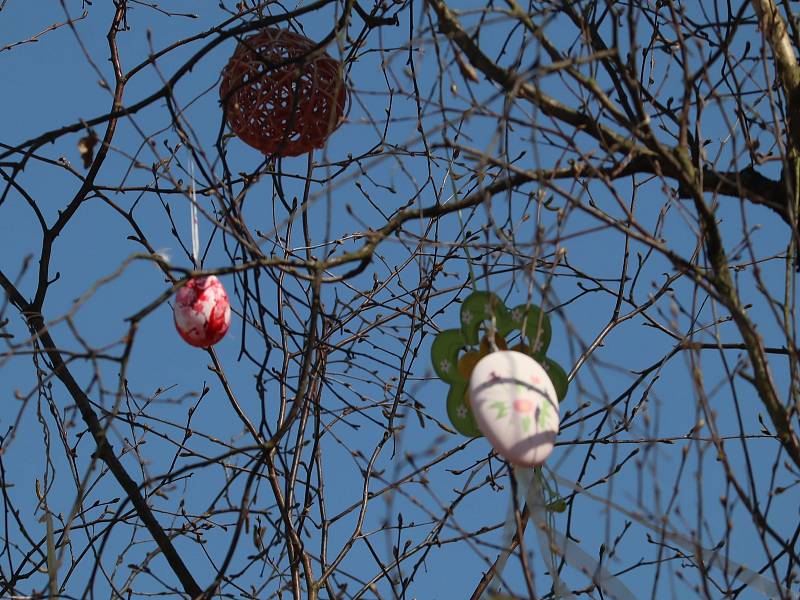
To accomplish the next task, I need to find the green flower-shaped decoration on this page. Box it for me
[431,291,569,437]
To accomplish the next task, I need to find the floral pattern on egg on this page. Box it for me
[469,351,560,467]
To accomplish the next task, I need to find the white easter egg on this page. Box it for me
[468,350,560,467]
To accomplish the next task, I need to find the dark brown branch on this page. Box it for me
[0,269,203,597]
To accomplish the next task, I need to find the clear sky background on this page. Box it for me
[1,1,798,599]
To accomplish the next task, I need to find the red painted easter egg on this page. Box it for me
[173,275,231,347]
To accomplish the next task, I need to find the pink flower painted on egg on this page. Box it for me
[513,397,534,414]
[173,275,231,347]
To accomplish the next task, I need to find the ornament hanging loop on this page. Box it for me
[488,313,499,352]
[487,296,499,353]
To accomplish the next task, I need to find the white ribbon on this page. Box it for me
[485,467,635,600]
[481,474,521,600]
[551,473,797,600]
[485,468,794,599]
[521,468,575,599]
[525,469,635,600]
[189,157,199,267]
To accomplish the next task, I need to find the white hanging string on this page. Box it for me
[189,156,200,268]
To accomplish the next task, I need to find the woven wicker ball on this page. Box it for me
[219,28,347,157]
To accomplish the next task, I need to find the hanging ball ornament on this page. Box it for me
[469,350,560,467]
[173,275,231,348]
[219,28,348,157]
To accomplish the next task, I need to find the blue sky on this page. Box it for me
[1,1,799,598]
